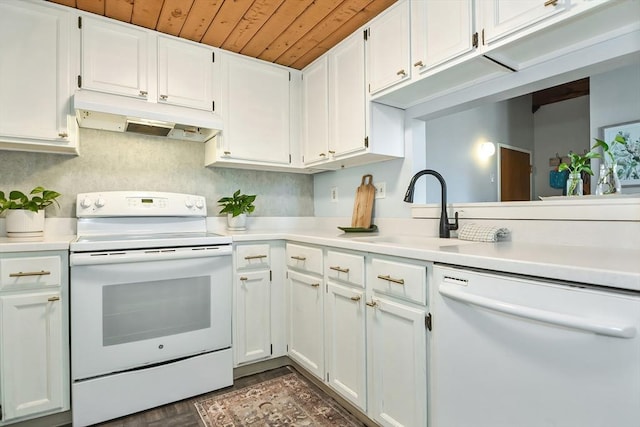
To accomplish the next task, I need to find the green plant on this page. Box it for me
[592,134,627,165]
[0,186,61,213]
[557,150,600,176]
[217,189,256,217]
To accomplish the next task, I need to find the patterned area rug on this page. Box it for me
[194,370,363,426]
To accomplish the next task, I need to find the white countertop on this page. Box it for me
[1,228,638,292]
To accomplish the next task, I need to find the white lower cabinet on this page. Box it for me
[287,270,324,379]
[0,251,69,425]
[235,270,271,364]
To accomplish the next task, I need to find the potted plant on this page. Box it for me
[217,189,256,230]
[592,134,627,194]
[0,186,61,238]
[558,150,600,196]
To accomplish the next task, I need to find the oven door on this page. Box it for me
[70,246,232,380]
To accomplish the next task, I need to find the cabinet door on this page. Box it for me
[157,36,213,111]
[81,16,149,98]
[302,56,329,165]
[0,1,72,144]
[325,282,366,411]
[222,54,290,165]
[412,0,474,72]
[367,296,427,427]
[366,0,410,94]
[235,270,271,364]
[329,32,366,157]
[481,0,567,45]
[287,270,324,379]
[0,291,64,421]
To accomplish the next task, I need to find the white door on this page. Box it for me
[302,56,329,165]
[0,1,72,142]
[325,282,366,410]
[366,0,411,94]
[222,54,290,165]
[81,16,149,98]
[0,291,64,421]
[412,0,474,72]
[367,296,427,427]
[329,32,366,157]
[157,36,213,111]
[481,0,567,45]
[235,270,271,364]
[287,270,324,379]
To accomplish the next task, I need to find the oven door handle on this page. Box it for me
[70,246,231,266]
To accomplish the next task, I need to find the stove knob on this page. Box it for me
[195,199,204,209]
[80,197,93,209]
[185,198,194,208]
[95,198,105,208]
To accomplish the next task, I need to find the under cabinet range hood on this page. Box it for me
[73,90,223,142]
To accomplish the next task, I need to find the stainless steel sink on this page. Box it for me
[351,235,476,247]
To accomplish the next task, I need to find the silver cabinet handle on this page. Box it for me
[245,255,267,260]
[139,90,147,97]
[291,255,306,261]
[239,276,248,281]
[47,296,60,302]
[396,69,406,76]
[330,266,349,273]
[310,283,320,287]
[413,60,424,67]
[366,300,378,307]
[350,296,361,302]
[223,151,231,155]
[10,270,51,277]
[544,0,558,6]
[377,274,405,285]
[328,150,336,154]
[58,132,68,138]
[159,94,168,100]
[319,153,327,157]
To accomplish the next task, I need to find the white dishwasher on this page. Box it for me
[431,264,640,427]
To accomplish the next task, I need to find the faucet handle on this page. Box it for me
[448,211,459,231]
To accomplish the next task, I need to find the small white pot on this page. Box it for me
[227,213,247,231]
[5,209,45,240]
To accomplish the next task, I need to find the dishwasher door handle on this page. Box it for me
[439,283,636,339]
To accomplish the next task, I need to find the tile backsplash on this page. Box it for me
[0,129,314,218]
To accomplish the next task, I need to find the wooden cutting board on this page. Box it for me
[351,174,375,228]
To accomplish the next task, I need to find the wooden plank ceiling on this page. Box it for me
[47,0,397,69]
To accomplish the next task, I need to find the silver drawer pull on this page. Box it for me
[245,254,267,260]
[139,90,148,97]
[396,69,406,76]
[330,266,350,273]
[377,274,405,285]
[239,276,248,281]
[350,296,361,302]
[10,270,51,277]
[291,255,307,261]
[544,0,558,6]
[58,132,68,138]
[366,300,378,307]
[413,60,424,67]
[223,151,231,155]
[47,296,60,302]
[310,283,320,287]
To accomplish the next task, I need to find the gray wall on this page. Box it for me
[0,129,314,218]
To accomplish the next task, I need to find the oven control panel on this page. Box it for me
[76,191,207,217]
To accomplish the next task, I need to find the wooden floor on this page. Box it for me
[91,365,361,427]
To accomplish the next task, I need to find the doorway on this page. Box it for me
[498,145,532,201]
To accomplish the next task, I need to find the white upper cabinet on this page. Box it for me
[207,53,291,167]
[302,56,330,165]
[411,0,475,73]
[157,36,214,111]
[366,0,411,95]
[81,16,150,99]
[480,0,568,45]
[81,16,214,111]
[0,0,78,155]
[329,32,367,158]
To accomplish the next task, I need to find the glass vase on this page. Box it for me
[566,172,583,196]
[596,163,622,195]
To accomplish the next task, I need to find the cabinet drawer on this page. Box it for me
[236,244,270,269]
[370,257,426,305]
[286,243,323,276]
[326,250,364,288]
[0,256,61,290]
